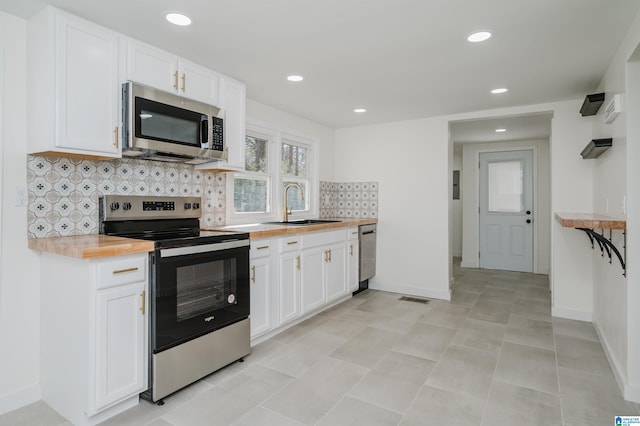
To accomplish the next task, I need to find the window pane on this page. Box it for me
[245,135,268,173]
[488,160,523,213]
[283,181,306,211]
[234,177,267,213]
[281,143,307,177]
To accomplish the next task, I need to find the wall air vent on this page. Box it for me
[580,93,605,116]
[604,94,623,124]
[580,138,612,159]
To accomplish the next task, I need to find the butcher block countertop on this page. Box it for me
[29,218,377,259]
[202,218,377,239]
[28,235,155,259]
[554,212,626,230]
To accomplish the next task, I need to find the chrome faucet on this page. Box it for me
[283,183,304,222]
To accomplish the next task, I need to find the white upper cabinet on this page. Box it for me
[27,7,121,158]
[126,40,218,106]
[219,75,247,170]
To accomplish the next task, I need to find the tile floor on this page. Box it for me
[3,261,640,425]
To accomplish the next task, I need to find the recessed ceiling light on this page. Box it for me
[467,31,492,43]
[287,75,304,82]
[166,13,192,26]
[354,108,367,113]
[491,88,508,94]
[495,128,507,133]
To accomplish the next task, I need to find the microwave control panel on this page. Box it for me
[212,117,224,151]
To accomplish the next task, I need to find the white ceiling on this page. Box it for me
[1,0,638,130]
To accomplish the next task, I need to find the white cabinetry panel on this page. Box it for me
[28,7,120,158]
[94,281,146,411]
[126,40,218,105]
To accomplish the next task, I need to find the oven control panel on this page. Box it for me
[143,201,176,211]
[100,195,202,221]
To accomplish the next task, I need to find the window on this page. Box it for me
[281,140,309,212]
[487,160,524,213]
[229,125,317,223]
[233,133,271,214]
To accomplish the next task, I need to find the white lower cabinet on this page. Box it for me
[249,240,274,338]
[325,241,348,302]
[300,245,327,314]
[278,237,302,325]
[40,253,148,426]
[249,229,357,342]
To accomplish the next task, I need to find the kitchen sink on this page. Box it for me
[261,219,342,226]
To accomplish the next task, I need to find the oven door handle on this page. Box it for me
[160,239,249,258]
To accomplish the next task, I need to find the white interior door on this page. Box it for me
[479,150,533,272]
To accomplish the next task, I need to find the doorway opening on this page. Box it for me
[449,112,552,274]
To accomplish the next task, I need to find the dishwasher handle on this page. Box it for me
[362,230,376,235]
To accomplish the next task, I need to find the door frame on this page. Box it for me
[474,145,539,272]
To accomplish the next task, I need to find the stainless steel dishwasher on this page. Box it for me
[355,223,377,294]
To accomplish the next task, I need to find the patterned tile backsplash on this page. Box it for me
[26,155,379,238]
[27,156,226,238]
[319,181,378,219]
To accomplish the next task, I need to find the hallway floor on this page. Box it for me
[2,262,639,425]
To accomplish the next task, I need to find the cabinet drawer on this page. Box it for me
[279,237,301,253]
[302,230,346,249]
[250,239,273,259]
[96,255,146,289]
[347,227,359,241]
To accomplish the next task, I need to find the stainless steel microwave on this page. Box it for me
[122,81,225,164]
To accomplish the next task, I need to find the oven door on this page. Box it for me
[151,239,249,353]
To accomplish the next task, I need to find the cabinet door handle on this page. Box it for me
[256,245,270,250]
[181,73,186,92]
[173,71,179,90]
[140,290,145,315]
[113,126,119,149]
[112,267,138,274]
[287,241,298,245]
[296,255,301,270]
[349,244,353,256]
[251,265,256,283]
[329,249,332,262]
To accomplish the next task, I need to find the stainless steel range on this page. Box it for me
[99,195,250,403]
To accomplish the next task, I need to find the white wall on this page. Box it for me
[0,11,42,414]
[334,100,593,316]
[335,117,452,300]
[460,139,550,275]
[591,9,640,402]
[451,152,462,257]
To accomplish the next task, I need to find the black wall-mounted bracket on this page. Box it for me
[576,227,626,276]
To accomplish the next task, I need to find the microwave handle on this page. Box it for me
[201,116,209,148]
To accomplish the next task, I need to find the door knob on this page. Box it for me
[526,219,532,224]
[526,210,531,215]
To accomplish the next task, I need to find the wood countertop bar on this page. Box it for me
[202,218,378,239]
[554,212,626,230]
[29,235,155,259]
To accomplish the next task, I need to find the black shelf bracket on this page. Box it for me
[576,227,626,276]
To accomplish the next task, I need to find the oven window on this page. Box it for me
[176,258,237,321]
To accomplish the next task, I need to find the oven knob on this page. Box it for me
[193,202,200,209]
[184,202,192,210]
[122,202,132,211]
[110,202,120,211]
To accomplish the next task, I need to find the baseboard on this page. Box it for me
[551,307,592,322]
[0,384,41,416]
[368,280,451,301]
[593,315,640,403]
[460,261,477,269]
